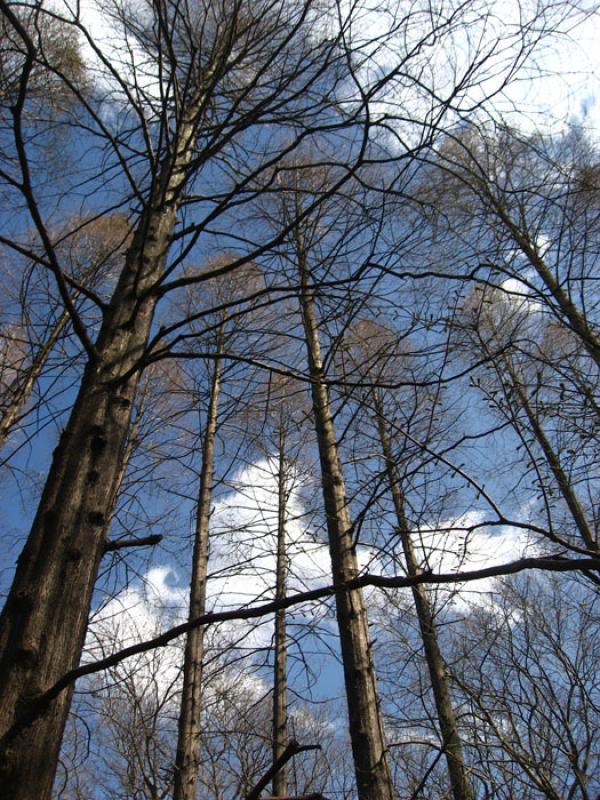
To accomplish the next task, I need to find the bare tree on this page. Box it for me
[271,400,291,798]
[174,261,265,800]
[0,2,355,795]
[340,319,475,800]
[268,172,394,800]
[255,374,311,798]
[173,338,223,800]
[454,281,598,561]
[436,127,600,368]
[0,1,589,797]
[0,1,84,108]
[0,214,130,452]
[451,573,600,799]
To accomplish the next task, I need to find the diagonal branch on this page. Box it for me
[245,740,321,800]
[3,553,600,749]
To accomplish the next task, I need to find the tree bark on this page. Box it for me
[173,343,222,800]
[272,419,288,797]
[0,115,197,800]
[296,228,394,800]
[373,393,475,800]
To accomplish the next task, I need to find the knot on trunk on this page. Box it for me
[89,426,106,460]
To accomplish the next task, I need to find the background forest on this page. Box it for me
[0,1,598,799]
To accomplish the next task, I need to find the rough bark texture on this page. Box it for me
[0,117,196,800]
[272,423,288,797]
[374,395,475,800]
[173,349,222,800]
[297,231,394,800]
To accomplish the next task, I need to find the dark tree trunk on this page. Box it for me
[373,393,475,800]
[173,346,222,800]
[272,420,288,797]
[0,117,197,800]
[296,229,394,800]
[491,198,600,368]
[501,356,597,553]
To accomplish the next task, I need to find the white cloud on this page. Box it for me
[337,0,600,144]
[85,458,333,682]
[499,273,543,316]
[85,566,186,696]
[504,9,600,136]
[204,459,333,646]
[408,510,538,610]
[88,566,186,650]
[54,0,163,103]
[86,457,545,699]
[366,507,544,621]
[54,0,599,138]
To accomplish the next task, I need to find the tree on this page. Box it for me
[0,214,130,453]
[451,573,600,799]
[341,319,475,800]
[0,0,84,108]
[0,0,591,797]
[174,260,264,800]
[249,373,314,798]
[272,170,394,800]
[401,123,599,565]
[454,279,598,562]
[173,313,223,800]
[0,2,355,795]
[437,126,600,368]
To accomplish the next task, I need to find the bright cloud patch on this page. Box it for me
[85,566,186,696]
[338,0,600,145]
[85,459,333,674]
[410,510,538,609]
[59,0,600,139]
[208,459,330,604]
[204,459,333,647]
[87,461,542,677]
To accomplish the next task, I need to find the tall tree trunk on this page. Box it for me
[501,356,597,553]
[489,198,600,368]
[173,345,223,800]
[373,393,475,800]
[272,419,288,797]
[478,305,596,556]
[0,308,69,450]
[296,228,394,800]
[0,115,197,800]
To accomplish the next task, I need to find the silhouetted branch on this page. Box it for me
[3,553,599,746]
[245,740,321,800]
[104,534,163,552]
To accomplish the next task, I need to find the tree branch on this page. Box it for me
[104,534,163,553]
[3,554,600,746]
[245,740,321,800]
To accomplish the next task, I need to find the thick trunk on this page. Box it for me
[0,308,69,450]
[173,351,222,800]
[0,118,196,800]
[374,396,474,800]
[272,423,288,797]
[297,234,393,800]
